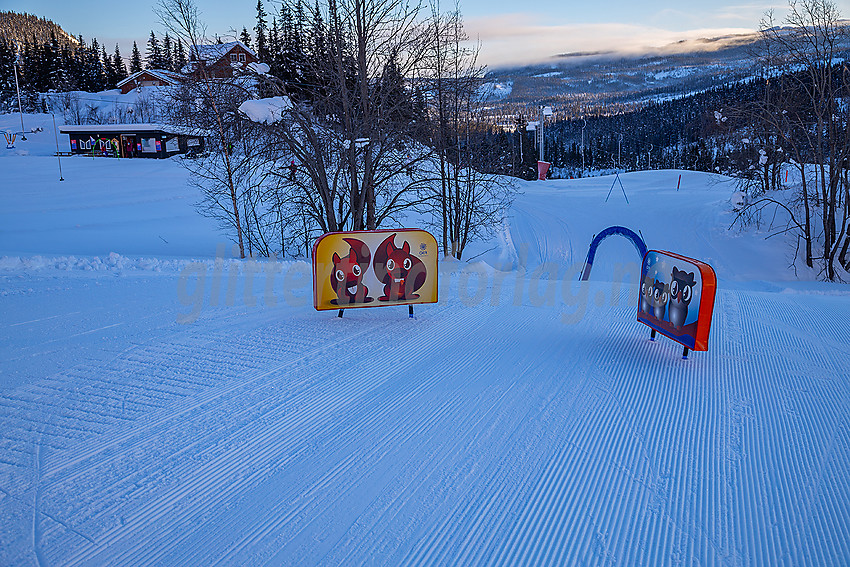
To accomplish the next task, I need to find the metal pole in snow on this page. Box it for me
[50,107,64,181]
[539,106,544,163]
[13,52,27,140]
[618,133,622,169]
[517,128,522,164]
[677,174,681,191]
[581,118,586,173]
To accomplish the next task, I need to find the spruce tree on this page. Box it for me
[311,1,325,59]
[162,33,174,71]
[268,18,280,77]
[102,44,117,88]
[277,5,296,86]
[113,44,128,82]
[88,38,106,91]
[130,41,143,73]
[21,38,40,93]
[0,39,15,108]
[61,42,78,90]
[46,30,62,91]
[146,31,163,69]
[255,0,268,62]
[174,38,187,72]
[72,37,87,91]
[240,27,252,50]
[379,56,414,128]
[293,0,304,58]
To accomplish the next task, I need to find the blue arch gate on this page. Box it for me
[580,226,647,281]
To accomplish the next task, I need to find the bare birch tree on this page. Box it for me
[421,4,513,259]
[735,0,850,279]
[156,0,247,258]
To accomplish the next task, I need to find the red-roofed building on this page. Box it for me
[186,41,259,79]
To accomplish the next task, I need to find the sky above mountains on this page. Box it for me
[4,0,805,66]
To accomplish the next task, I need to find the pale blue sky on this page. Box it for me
[4,0,841,66]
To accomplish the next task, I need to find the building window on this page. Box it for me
[239,53,246,62]
[231,54,238,62]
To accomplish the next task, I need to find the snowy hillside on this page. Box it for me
[1,112,850,565]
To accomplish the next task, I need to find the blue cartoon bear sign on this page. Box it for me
[638,250,717,351]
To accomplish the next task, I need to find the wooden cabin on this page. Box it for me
[116,69,184,94]
[186,41,259,79]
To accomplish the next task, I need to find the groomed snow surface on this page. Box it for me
[2,113,850,565]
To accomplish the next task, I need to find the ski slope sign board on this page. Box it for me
[637,250,717,351]
[312,229,439,311]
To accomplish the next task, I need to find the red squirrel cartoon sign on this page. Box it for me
[313,230,438,311]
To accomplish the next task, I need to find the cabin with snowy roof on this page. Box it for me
[117,69,184,94]
[186,41,259,79]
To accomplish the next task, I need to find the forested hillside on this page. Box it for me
[0,11,77,47]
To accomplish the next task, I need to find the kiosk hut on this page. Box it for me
[60,124,207,158]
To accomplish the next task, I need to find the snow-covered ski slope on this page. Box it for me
[2,114,850,565]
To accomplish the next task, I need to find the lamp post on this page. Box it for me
[618,133,623,169]
[581,118,586,173]
[517,117,523,165]
[539,105,553,163]
[13,51,27,141]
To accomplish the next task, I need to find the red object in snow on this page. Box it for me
[537,161,551,181]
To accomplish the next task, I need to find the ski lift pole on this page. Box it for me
[46,98,64,181]
[13,51,27,140]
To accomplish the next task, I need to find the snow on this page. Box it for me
[479,80,513,100]
[1,111,850,565]
[115,69,184,89]
[246,62,271,75]
[192,41,258,62]
[58,123,212,137]
[652,67,697,81]
[238,97,293,124]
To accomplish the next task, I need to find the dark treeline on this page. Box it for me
[0,22,189,111]
[0,32,128,111]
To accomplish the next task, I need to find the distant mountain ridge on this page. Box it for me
[0,11,78,48]
[481,26,850,115]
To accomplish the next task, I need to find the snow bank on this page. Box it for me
[0,252,288,274]
[239,97,293,124]
[0,252,191,273]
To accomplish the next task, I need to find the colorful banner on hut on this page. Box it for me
[312,229,439,311]
[637,250,717,351]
